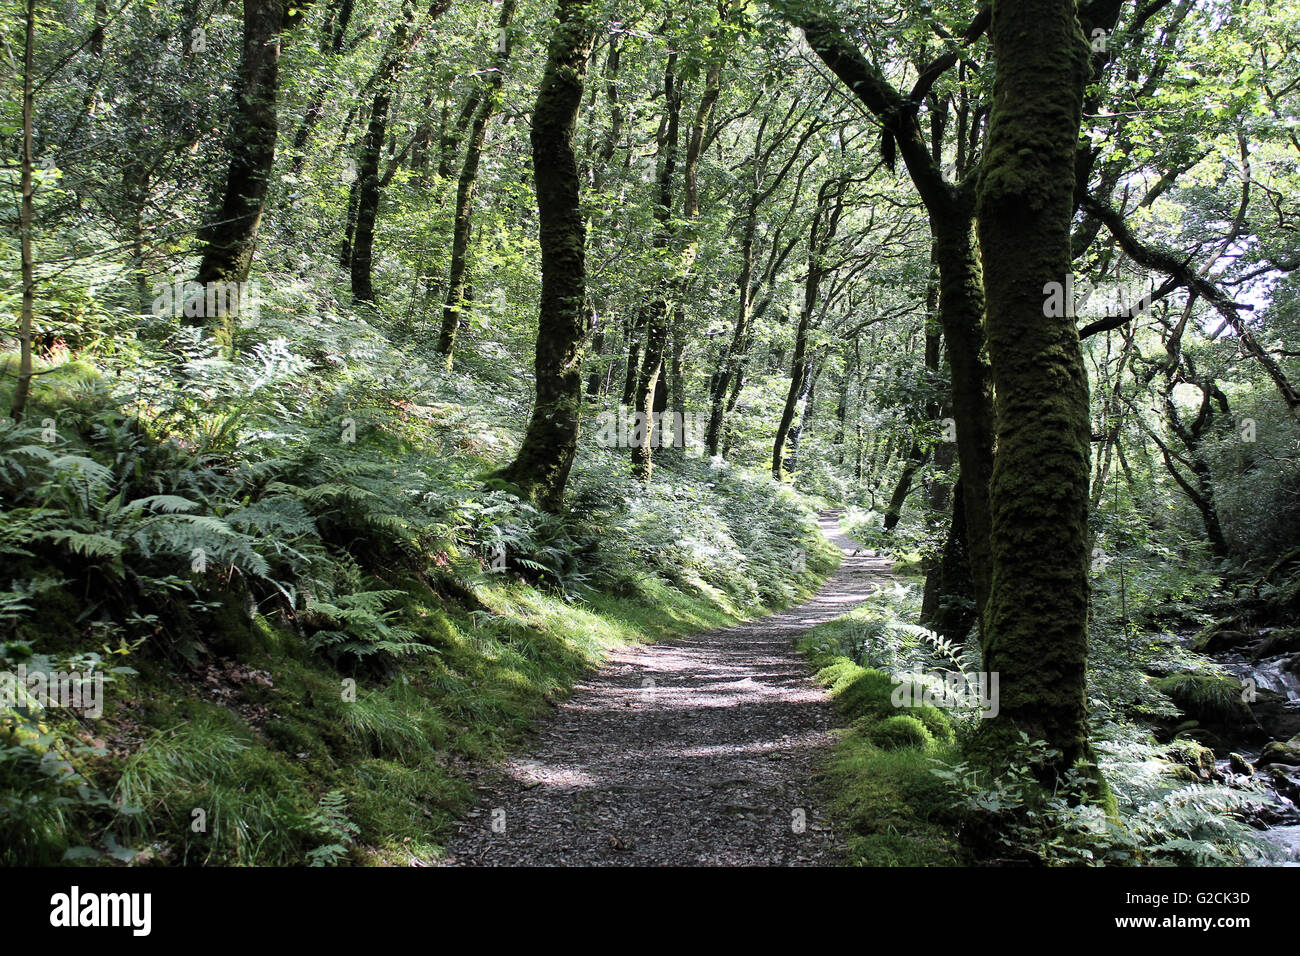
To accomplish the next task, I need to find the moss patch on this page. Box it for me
[1152,672,1252,725]
[800,641,965,866]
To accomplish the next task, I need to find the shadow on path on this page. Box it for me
[442,512,892,866]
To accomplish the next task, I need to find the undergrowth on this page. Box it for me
[799,565,1278,867]
[0,296,838,865]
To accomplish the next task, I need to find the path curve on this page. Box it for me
[442,512,890,866]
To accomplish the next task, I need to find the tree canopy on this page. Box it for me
[2,0,1299,880]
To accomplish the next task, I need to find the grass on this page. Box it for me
[0,284,850,866]
[22,533,836,867]
[800,626,968,867]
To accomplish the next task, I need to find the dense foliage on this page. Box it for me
[2,0,1297,866]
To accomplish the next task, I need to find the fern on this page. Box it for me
[305,790,358,867]
[303,591,430,665]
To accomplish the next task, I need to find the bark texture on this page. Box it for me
[975,0,1094,774]
[792,13,997,629]
[195,0,291,291]
[437,0,520,364]
[493,0,596,512]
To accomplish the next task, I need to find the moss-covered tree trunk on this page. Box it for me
[436,0,519,365]
[771,309,810,480]
[975,0,1093,775]
[705,205,756,456]
[288,0,353,174]
[931,210,995,625]
[783,358,821,474]
[921,475,978,641]
[619,310,646,407]
[792,13,996,630]
[349,2,415,303]
[493,0,596,512]
[630,299,670,479]
[774,177,841,480]
[629,50,681,481]
[348,82,396,302]
[10,0,36,422]
[350,0,451,302]
[883,324,942,532]
[195,0,291,291]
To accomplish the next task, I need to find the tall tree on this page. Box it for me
[493,0,597,511]
[350,0,453,302]
[10,0,37,421]
[975,0,1095,778]
[773,175,845,480]
[437,0,520,366]
[630,47,682,480]
[288,0,356,174]
[194,0,298,299]
[788,8,999,629]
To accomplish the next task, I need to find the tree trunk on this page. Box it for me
[493,0,596,512]
[774,177,842,480]
[975,0,1093,777]
[585,325,606,397]
[705,207,755,455]
[921,476,978,641]
[930,212,995,631]
[438,90,479,181]
[1148,376,1232,556]
[882,442,926,530]
[350,0,452,301]
[349,5,415,303]
[10,0,36,422]
[784,357,821,474]
[631,300,670,479]
[619,310,645,407]
[772,310,810,480]
[288,0,353,174]
[667,304,687,448]
[792,14,997,632]
[437,0,519,366]
[195,0,291,296]
[629,50,682,481]
[884,324,943,532]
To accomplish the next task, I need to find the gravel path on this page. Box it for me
[441,512,891,866]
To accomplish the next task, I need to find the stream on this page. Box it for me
[1173,627,1300,864]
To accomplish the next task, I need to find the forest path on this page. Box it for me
[441,512,892,866]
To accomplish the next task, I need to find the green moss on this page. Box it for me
[812,659,955,744]
[801,649,965,865]
[1153,672,1252,725]
[1166,738,1217,779]
[823,731,966,866]
[870,715,935,751]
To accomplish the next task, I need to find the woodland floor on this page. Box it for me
[442,513,893,866]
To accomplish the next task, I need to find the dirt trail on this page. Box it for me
[442,512,891,866]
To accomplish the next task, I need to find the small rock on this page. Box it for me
[1228,752,1254,776]
[1259,735,1300,768]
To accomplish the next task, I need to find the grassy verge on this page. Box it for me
[10,521,838,867]
[0,307,844,865]
[799,614,969,866]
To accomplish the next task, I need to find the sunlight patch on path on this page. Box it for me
[443,512,890,866]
